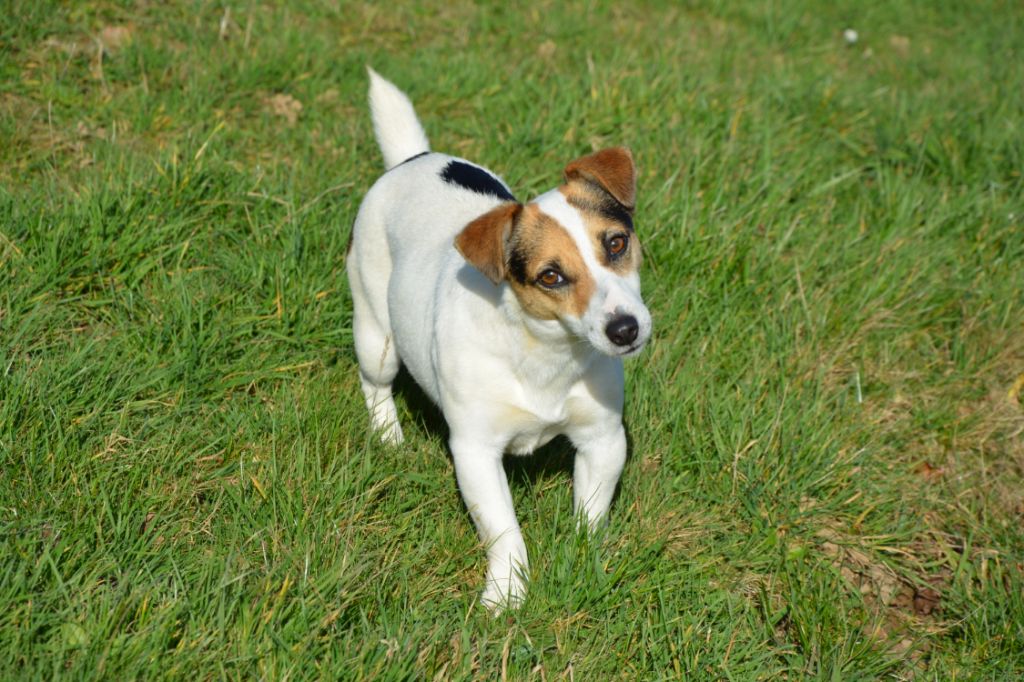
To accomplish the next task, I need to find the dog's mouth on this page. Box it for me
[616,342,646,358]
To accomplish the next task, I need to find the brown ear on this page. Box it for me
[564,147,636,210]
[454,203,522,284]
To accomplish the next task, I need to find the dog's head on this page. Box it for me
[455,147,652,357]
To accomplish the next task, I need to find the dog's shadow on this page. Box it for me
[393,369,626,495]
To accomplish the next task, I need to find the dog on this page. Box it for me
[347,69,652,609]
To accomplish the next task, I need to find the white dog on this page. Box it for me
[347,69,652,609]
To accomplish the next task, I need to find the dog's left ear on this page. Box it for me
[455,202,522,285]
[564,146,636,211]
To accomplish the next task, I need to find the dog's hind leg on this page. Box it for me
[347,211,404,445]
[353,313,403,445]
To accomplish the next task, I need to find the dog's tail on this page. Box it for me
[367,67,430,170]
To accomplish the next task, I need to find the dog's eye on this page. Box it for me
[537,269,566,288]
[606,234,629,258]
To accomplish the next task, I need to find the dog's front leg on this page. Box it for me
[450,436,527,610]
[569,423,627,530]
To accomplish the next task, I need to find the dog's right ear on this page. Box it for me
[454,202,522,284]
[564,147,636,211]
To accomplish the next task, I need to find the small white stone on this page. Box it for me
[843,29,859,44]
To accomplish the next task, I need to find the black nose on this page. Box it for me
[605,315,639,347]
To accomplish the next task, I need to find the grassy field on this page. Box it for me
[2,0,1023,678]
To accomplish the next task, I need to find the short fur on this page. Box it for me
[347,69,652,610]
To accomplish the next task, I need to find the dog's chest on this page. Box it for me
[496,392,575,456]
[505,420,564,455]
[487,350,596,456]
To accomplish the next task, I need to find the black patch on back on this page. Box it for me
[440,161,516,202]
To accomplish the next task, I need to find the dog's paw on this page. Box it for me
[480,572,526,613]
[378,420,404,446]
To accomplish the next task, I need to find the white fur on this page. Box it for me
[347,72,650,610]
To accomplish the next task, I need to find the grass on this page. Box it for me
[2,0,1023,678]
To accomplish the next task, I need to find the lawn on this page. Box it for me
[2,0,1023,678]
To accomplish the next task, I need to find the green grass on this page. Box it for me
[2,0,1023,678]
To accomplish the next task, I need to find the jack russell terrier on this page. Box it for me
[347,69,652,609]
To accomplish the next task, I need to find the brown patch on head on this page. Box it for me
[504,204,595,320]
[559,181,642,277]
[564,147,636,210]
[454,202,522,284]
